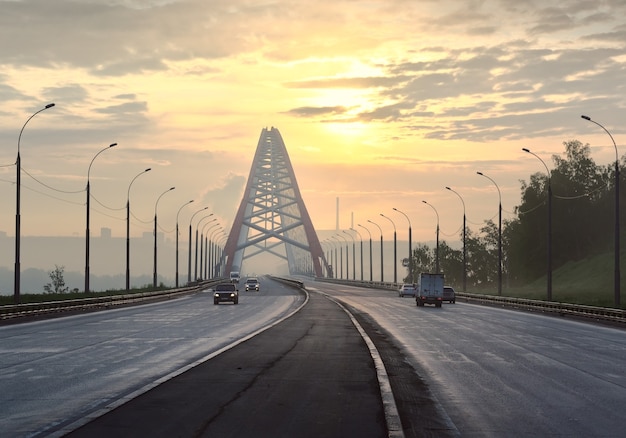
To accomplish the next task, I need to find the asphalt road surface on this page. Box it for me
[5,278,624,437]
[0,279,306,437]
[65,288,411,438]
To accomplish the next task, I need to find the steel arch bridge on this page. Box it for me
[223,127,331,278]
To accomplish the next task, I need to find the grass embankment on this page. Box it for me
[472,252,624,309]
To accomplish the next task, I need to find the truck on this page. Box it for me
[229,271,240,284]
[415,273,444,307]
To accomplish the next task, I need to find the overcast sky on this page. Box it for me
[0,0,624,250]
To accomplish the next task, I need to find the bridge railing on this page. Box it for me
[313,277,626,325]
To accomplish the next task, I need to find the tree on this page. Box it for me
[44,265,69,294]
[408,243,433,281]
[507,139,619,283]
[438,241,463,287]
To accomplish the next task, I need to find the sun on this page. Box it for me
[323,120,371,139]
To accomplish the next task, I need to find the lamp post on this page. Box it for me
[581,115,620,307]
[86,142,117,294]
[175,200,194,288]
[422,201,440,274]
[208,226,223,279]
[202,222,220,279]
[324,239,336,279]
[320,240,330,277]
[349,228,364,281]
[126,168,151,291]
[331,235,343,279]
[477,172,502,295]
[358,224,373,282]
[153,187,175,288]
[14,103,55,303]
[381,213,397,284]
[368,219,384,282]
[195,215,215,281]
[522,148,552,301]
[445,187,466,292]
[393,207,412,283]
[213,233,225,279]
[188,207,208,283]
[393,207,415,283]
[343,230,356,280]
[336,233,350,280]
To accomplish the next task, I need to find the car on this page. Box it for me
[443,286,456,303]
[245,277,260,291]
[214,283,238,305]
[229,271,240,283]
[398,283,417,297]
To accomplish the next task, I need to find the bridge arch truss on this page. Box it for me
[223,127,331,278]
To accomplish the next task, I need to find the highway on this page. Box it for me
[309,280,626,437]
[0,279,305,437]
[1,277,625,437]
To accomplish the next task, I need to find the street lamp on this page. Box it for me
[208,226,223,278]
[14,103,55,303]
[343,230,356,280]
[422,201,440,274]
[86,142,117,294]
[476,172,502,296]
[381,213,397,284]
[324,239,337,279]
[393,207,412,283]
[336,233,350,280]
[445,187,466,292]
[358,224,373,282]
[175,200,194,288]
[126,168,151,291]
[349,228,364,281]
[188,207,208,283]
[202,221,220,279]
[331,235,343,279]
[522,148,552,301]
[368,219,384,282]
[581,115,620,307]
[153,187,175,288]
[195,215,215,281]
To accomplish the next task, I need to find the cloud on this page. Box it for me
[284,106,349,117]
[199,172,246,226]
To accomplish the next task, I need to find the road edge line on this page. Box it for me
[318,291,405,438]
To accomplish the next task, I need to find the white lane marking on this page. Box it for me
[47,289,310,437]
[311,288,405,438]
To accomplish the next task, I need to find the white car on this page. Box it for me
[245,277,260,291]
[398,284,417,297]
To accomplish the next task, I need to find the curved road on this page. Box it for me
[1,278,625,437]
[310,280,626,437]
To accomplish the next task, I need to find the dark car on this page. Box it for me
[214,283,238,305]
[245,277,260,291]
[443,286,456,303]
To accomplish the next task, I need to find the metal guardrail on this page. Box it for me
[4,277,624,326]
[269,276,305,290]
[458,292,626,324]
[314,277,626,325]
[0,280,224,322]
